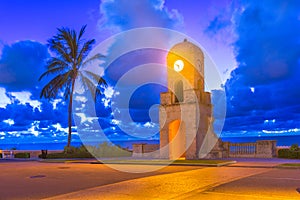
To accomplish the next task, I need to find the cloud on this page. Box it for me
[224,0,300,133]
[0,87,11,108]
[0,40,49,91]
[99,0,183,31]
[95,0,184,138]
[10,91,41,111]
[233,1,300,84]
[3,119,14,126]
[206,16,231,34]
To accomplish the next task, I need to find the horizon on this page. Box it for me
[0,0,300,150]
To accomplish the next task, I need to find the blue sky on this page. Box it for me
[0,0,299,147]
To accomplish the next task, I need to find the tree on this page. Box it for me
[39,25,106,148]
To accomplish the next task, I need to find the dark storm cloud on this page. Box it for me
[233,1,300,85]
[0,40,49,91]
[224,0,300,131]
[0,40,73,142]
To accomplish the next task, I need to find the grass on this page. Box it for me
[278,163,300,168]
[39,143,132,159]
[40,157,235,167]
[14,152,30,158]
[95,159,235,166]
[172,159,229,165]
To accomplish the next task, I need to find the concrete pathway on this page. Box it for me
[44,159,300,200]
[1,159,300,199]
[0,161,202,200]
[44,166,271,199]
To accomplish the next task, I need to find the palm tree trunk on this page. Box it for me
[67,80,75,148]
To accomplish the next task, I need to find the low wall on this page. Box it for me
[132,144,160,158]
[1,150,62,159]
[133,140,277,159]
[223,140,277,158]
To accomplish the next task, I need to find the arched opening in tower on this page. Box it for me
[174,80,183,103]
[168,120,186,159]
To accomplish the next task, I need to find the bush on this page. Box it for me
[278,144,300,159]
[0,153,2,158]
[290,144,299,151]
[14,152,30,158]
[40,143,132,159]
[39,145,93,159]
[41,152,94,159]
[86,142,132,158]
[278,149,289,158]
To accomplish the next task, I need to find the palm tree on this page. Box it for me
[39,25,106,149]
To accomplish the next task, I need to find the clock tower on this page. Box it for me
[159,39,215,160]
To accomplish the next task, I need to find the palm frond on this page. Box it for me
[79,72,106,101]
[82,53,105,67]
[82,70,107,86]
[45,57,69,70]
[78,25,87,41]
[39,66,67,81]
[79,74,97,100]
[77,39,96,67]
[48,39,73,64]
[60,27,78,61]
[40,71,72,99]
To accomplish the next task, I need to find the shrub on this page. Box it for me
[41,152,94,159]
[87,142,132,158]
[0,153,2,158]
[278,149,289,158]
[39,145,93,159]
[14,152,30,158]
[290,144,299,151]
[278,144,300,159]
[40,143,132,159]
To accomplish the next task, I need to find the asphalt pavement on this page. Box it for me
[0,159,300,200]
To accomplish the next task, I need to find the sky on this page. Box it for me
[0,0,299,148]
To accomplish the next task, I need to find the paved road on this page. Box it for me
[0,160,202,200]
[181,168,300,200]
[45,160,300,200]
[1,159,300,200]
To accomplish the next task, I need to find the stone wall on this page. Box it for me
[223,140,277,158]
[1,150,62,159]
[132,144,160,158]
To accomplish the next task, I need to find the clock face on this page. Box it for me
[174,60,184,72]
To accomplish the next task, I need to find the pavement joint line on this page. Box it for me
[226,165,278,169]
[199,191,299,200]
[43,168,209,200]
[41,159,237,167]
[173,167,272,200]
[247,177,300,181]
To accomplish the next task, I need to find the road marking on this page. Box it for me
[248,177,300,181]
[30,175,46,179]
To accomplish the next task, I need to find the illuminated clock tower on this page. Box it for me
[159,39,214,160]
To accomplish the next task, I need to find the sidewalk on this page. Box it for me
[44,158,300,200]
[44,167,269,200]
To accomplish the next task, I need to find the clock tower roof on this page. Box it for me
[169,39,204,60]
